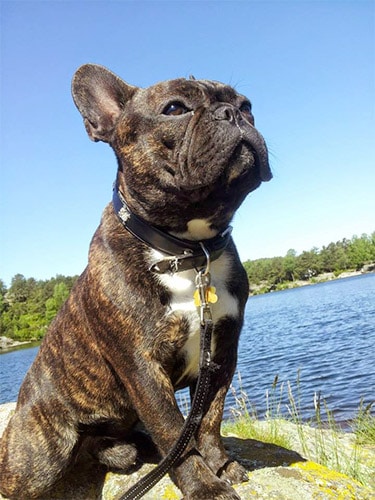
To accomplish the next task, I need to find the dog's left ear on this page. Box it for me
[72,64,138,142]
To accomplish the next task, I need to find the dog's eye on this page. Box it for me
[239,101,254,124]
[240,102,252,117]
[162,102,190,116]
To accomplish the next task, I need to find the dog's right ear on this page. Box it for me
[72,64,138,143]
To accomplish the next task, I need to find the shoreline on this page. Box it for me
[249,267,374,296]
[0,336,37,353]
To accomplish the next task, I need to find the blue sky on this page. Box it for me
[1,0,374,286]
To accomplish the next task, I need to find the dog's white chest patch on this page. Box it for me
[150,250,239,381]
[185,219,217,240]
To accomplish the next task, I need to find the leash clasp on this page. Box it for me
[195,271,213,325]
[195,243,216,325]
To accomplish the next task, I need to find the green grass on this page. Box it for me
[352,399,375,445]
[222,374,292,449]
[222,371,375,486]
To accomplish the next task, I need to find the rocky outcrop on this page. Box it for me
[0,403,373,499]
[0,337,32,352]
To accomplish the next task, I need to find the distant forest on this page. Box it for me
[1,232,374,341]
[243,232,375,293]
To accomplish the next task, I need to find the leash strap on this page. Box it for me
[119,269,215,500]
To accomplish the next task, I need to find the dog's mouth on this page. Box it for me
[170,105,272,197]
[176,140,271,200]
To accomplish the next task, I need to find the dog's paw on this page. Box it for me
[92,439,138,470]
[183,477,241,500]
[220,460,248,485]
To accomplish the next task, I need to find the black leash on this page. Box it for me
[112,186,221,499]
[119,268,215,500]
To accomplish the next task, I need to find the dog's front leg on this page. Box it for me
[112,354,241,499]
[193,318,248,486]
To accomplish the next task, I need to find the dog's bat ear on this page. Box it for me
[71,64,138,143]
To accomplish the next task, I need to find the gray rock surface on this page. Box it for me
[0,403,373,499]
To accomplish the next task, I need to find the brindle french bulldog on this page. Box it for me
[0,64,271,499]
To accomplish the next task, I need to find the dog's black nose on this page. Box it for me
[213,104,241,123]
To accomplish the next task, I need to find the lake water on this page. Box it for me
[233,273,375,423]
[1,274,374,424]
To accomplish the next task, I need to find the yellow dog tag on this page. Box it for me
[194,286,218,307]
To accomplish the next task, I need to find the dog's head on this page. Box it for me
[72,64,271,236]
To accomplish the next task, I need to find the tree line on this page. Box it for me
[0,274,78,341]
[243,232,375,293]
[1,233,374,341]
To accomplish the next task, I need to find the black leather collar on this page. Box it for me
[112,185,232,274]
